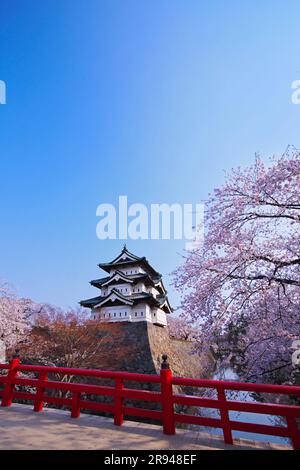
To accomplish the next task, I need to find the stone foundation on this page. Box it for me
[92,321,206,378]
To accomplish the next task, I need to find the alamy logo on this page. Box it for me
[291,80,300,104]
[0,80,6,104]
[96,196,204,251]
[292,340,300,366]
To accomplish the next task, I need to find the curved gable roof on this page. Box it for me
[100,270,135,287]
[93,289,134,308]
[98,247,161,278]
[110,245,142,264]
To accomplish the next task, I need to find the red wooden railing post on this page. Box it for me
[286,415,300,450]
[160,355,175,435]
[114,378,124,426]
[1,358,20,407]
[217,387,233,445]
[71,392,81,418]
[34,371,48,412]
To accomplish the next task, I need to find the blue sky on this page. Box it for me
[1,1,300,309]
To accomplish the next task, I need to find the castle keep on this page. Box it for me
[80,245,172,327]
[80,246,204,380]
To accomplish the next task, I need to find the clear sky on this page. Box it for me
[1,1,300,309]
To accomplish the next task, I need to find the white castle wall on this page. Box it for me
[101,283,133,296]
[92,303,166,325]
[152,308,167,326]
[109,267,145,276]
[101,282,158,297]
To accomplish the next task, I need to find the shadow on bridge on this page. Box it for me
[0,403,290,450]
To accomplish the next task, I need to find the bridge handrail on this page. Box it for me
[0,357,299,450]
[172,376,300,395]
[14,363,161,383]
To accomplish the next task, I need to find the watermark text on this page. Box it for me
[291,80,300,104]
[292,340,300,366]
[0,80,6,104]
[96,196,204,251]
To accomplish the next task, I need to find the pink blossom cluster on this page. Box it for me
[0,282,35,349]
[174,147,300,384]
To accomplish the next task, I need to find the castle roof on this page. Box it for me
[98,245,160,278]
[90,270,164,292]
[80,288,172,313]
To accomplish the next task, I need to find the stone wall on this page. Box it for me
[92,321,207,379]
[86,321,210,417]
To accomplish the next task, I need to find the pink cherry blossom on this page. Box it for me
[173,147,300,385]
[0,281,35,350]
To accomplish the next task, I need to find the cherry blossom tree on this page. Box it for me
[167,316,197,341]
[174,147,300,385]
[0,282,34,350]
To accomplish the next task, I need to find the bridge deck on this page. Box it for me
[0,403,290,450]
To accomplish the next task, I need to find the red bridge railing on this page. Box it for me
[0,355,300,449]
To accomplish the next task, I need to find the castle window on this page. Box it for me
[119,312,122,317]
[135,312,137,316]
[141,312,143,316]
[114,313,116,317]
